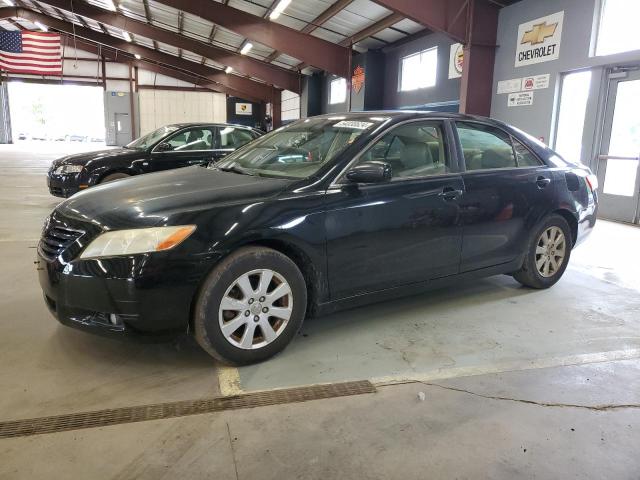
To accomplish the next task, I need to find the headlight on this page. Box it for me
[54,164,84,175]
[80,225,196,259]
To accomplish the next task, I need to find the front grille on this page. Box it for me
[49,186,64,196]
[38,226,84,261]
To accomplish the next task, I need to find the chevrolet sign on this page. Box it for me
[515,11,564,68]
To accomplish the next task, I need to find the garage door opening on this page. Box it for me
[7,82,105,145]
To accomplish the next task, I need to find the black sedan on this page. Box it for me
[37,112,598,365]
[46,123,262,197]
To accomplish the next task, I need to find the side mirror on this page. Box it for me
[155,142,172,152]
[346,161,392,184]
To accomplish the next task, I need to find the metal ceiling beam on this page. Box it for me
[301,0,354,34]
[264,0,353,64]
[295,12,404,71]
[0,7,269,101]
[338,12,404,46]
[157,0,351,78]
[59,34,227,93]
[371,0,468,43]
[36,0,300,92]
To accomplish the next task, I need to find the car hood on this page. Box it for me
[53,147,145,167]
[56,166,292,229]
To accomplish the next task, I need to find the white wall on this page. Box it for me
[138,89,227,135]
[281,89,300,122]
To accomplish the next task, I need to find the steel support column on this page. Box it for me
[459,0,499,116]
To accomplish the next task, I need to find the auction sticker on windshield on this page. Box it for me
[333,121,374,130]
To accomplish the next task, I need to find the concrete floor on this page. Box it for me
[1,142,639,479]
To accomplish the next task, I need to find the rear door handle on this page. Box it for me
[536,176,551,189]
[439,187,463,201]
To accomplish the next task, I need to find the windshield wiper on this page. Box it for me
[217,165,255,176]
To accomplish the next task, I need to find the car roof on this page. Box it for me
[167,122,257,130]
[309,110,494,123]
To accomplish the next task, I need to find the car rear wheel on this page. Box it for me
[194,246,307,365]
[514,214,572,289]
[100,172,130,183]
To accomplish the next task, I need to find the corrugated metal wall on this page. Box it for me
[138,89,227,135]
[0,83,12,144]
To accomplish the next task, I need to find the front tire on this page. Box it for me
[514,214,572,289]
[194,246,307,365]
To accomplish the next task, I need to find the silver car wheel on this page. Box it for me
[218,269,293,350]
[535,226,566,278]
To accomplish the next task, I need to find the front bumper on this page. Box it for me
[37,249,221,341]
[47,172,83,198]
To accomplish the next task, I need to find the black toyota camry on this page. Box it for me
[46,122,262,197]
[37,112,598,365]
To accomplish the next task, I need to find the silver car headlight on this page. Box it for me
[80,226,196,259]
[54,164,84,175]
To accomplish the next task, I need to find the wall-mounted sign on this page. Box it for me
[515,11,564,67]
[508,91,534,107]
[235,103,252,115]
[448,43,464,79]
[351,65,365,93]
[497,78,523,94]
[522,73,550,90]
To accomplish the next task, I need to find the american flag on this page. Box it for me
[0,30,62,75]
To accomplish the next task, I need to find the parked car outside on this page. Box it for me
[46,123,262,197]
[37,112,598,365]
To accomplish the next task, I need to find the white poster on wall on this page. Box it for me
[235,103,252,115]
[508,91,534,107]
[515,11,564,67]
[522,74,550,90]
[497,78,523,94]
[448,43,464,79]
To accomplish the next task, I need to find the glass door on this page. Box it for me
[596,68,640,224]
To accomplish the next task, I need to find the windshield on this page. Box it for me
[214,116,387,178]
[126,125,179,150]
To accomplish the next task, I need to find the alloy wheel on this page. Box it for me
[535,226,566,278]
[218,269,293,349]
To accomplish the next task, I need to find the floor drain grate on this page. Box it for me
[0,380,375,439]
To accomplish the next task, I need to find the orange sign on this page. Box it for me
[352,65,365,93]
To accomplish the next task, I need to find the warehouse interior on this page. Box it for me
[0,0,639,478]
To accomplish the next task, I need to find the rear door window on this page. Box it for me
[456,122,516,171]
[218,127,256,149]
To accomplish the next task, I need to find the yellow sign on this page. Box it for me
[521,22,558,45]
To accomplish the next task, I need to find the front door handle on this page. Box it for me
[439,186,463,201]
[536,176,551,189]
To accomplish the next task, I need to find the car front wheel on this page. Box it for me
[514,214,572,289]
[194,246,307,365]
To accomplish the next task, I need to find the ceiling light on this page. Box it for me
[225,66,233,74]
[34,21,48,32]
[240,42,253,55]
[105,0,117,11]
[269,0,291,20]
[134,54,141,60]
[122,31,132,42]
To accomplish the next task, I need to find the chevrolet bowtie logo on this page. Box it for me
[521,22,557,45]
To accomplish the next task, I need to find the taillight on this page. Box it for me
[586,174,598,192]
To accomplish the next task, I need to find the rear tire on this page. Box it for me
[100,172,130,183]
[514,214,572,289]
[194,246,307,365]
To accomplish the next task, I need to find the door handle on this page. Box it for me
[439,187,463,201]
[536,176,551,189]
